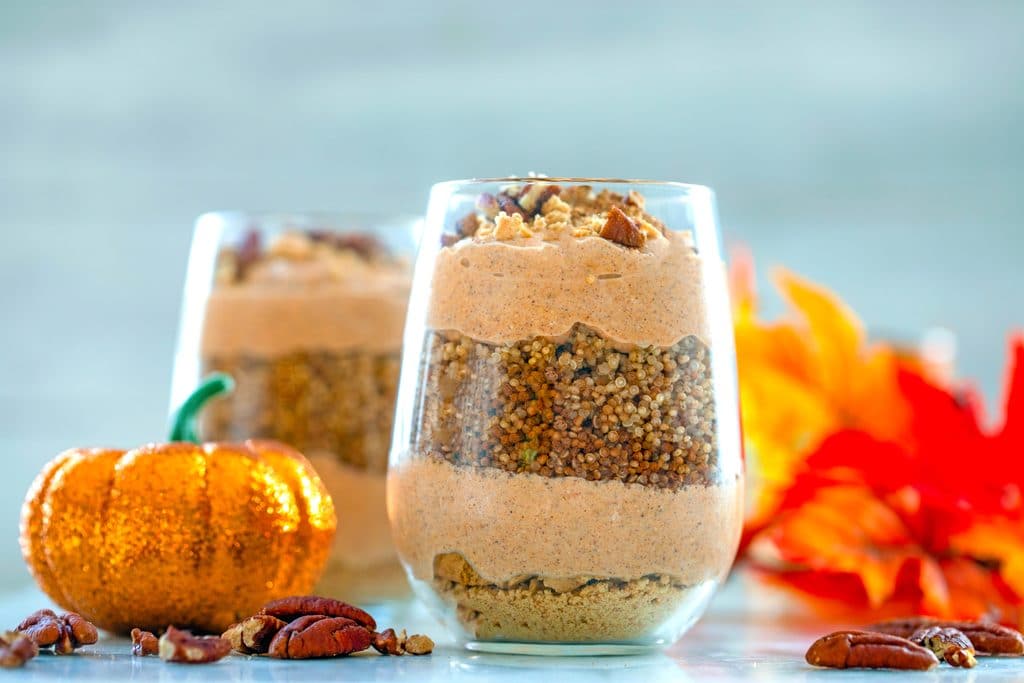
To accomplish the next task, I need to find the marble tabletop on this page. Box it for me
[0,572,1020,681]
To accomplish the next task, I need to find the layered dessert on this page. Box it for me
[389,183,743,643]
[200,228,411,598]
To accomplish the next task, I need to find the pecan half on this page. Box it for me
[599,206,645,249]
[259,596,376,631]
[0,631,37,669]
[806,630,938,670]
[222,615,287,655]
[867,617,1024,655]
[16,610,97,655]
[911,626,976,668]
[267,615,373,660]
[130,628,159,657]
[158,626,231,664]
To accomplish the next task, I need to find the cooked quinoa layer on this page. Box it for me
[201,349,400,473]
[412,324,718,489]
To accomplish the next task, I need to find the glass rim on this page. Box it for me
[430,177,713,192]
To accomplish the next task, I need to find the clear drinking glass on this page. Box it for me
[387,179,743,654]
[172,211,419,602]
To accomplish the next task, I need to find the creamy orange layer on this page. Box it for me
[427,231,716,348]
[387,457,743,585]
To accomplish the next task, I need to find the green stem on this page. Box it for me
[169,373,235,443]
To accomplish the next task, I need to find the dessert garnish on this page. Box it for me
[15,609,97,655]
[0,632,37,669]
[221,595,434,659]
[130,628,159,656]
[158,626,231,664]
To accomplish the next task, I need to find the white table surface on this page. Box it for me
[1,572,1021,681]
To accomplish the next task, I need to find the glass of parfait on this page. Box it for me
[172,212,419,602]
[388,179,743,654]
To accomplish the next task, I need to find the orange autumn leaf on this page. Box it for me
[732,255,912,534]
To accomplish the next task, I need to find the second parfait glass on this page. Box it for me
[388,179,743,654]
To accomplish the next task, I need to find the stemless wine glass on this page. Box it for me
[172,211,419,602]
[387,179,743,654]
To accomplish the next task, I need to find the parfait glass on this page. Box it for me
[172,211,419,602]
[387,179,743,654]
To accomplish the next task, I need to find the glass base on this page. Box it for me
[464,640,664,656]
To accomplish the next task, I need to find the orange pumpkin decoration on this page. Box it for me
[19,375,336,634]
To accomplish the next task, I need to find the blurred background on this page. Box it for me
[1,0,1021,589]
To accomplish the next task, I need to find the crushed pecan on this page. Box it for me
[130,628,159,657]
[158,626,231,664]
[404,634,434,656]
[267,615,373,659]
[16,609,97,655]
[599,206,645,249]
[806,630,938,670]
[222,615,286,655]
[372,628,404,656]
[911,626,976,668]
[867,617,1024,655]
[259,595,376,631]
[0,631,37,669]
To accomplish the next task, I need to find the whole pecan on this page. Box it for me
[222,615,286,655]
[259,595,376,631]
[158,626,231,664]
[911,626,976,668]
[16,610,97,655]
[0,631,38,669]
[806,630,938,670]
[867,617,1024,655]
[130,628,159,657]
[267,615,373,660]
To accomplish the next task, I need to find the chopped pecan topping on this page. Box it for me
[259,595,376,630]
[911,626,976,668]
[267,615,373,659]
[599,206,645,249]
[130,628,159,657]
[16,610,97,655]
[867,617,1024,655]
[0,631,37,669]
[158,626,231,664]
[222,615,287,655]
[805,630,938,670]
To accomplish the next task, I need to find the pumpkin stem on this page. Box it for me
[169,373,235,443]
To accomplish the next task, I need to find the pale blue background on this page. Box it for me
[1,0,1022,589]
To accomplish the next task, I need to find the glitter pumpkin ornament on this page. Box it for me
[19,374,337,635]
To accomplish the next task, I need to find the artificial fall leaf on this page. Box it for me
[731,255,912,536]
[747,332,1024,623]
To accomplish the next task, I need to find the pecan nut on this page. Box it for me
[222,615,287,655]
[259,595,376,630]
[599,206,645,249]
[911,626,976,668]
[867,617,1024,655]
[16,610,97,655]
[267,615,373,660]
[404,634,434,656]
[130,628,159,657]
[806,630,938,670]
[158,626,231,664]
[0,631,38,669]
